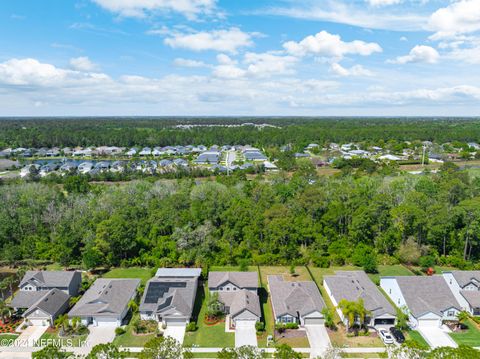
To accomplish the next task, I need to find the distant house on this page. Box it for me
[379,154,402,161]
[194,151,221,165]
[140,268,201,327]
[324,271,396,327]
[263,161,278,172]
[10,271,82,326]
[443,271,480,316]
[208,272,261,326]
[78,162,94,174]
[268,275,325,326]
[126,148,138,156]
[243,150,267,162]
[68,278,140,327]
[139,147,152,156]
[380,276,461,328]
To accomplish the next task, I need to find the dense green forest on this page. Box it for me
[1,117,480,148]
[1,162,480,271]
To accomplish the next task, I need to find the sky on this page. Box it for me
[0,0,480,116]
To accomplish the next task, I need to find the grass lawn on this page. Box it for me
[450,319,480,347]
[209,266,258,272]
[307,266,361,284]
[183,281,234,348]
[39,328,87,347]
[342,354,387,358]
[0,333,19,345]
[328,327,385,348]
[103,267,154,285]
[258,285,275,348]
[113,313,155,347]
[405,330,429,349]
[275,334,310,348]
[368,265,414,284]
[259,266,311,286]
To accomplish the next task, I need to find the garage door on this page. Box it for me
[374,318,395,326]
[304,318,324,325]
[419,319,439,327]
[166,318,187,326]
[30,319,49,326]
[95,317,118,326]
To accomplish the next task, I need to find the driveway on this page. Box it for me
[16,325,48,347]
[235,320,257,347]
[305,325,331,358]
[164,323,187,344]
[417,326,457,348]
[70,325,117,355]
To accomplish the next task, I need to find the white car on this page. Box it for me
[378,329,394,344]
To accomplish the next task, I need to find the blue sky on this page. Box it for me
[0,0,479,116]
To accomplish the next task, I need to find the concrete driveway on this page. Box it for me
[305,325,331,358]
[70,325,117,355]
[417,326,457,348]
[16,325,48,347]
[235,320,257,348]
[164,323,187,344]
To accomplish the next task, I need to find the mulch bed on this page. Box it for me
[204,316,224,326]
[0,320,21,334]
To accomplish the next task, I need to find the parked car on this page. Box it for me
[389,327,405,344]
[378,328,394,345]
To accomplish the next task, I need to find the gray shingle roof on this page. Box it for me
[68,278,139,318]
[450,271,480,289]
[219,290,261,318]
[208,272,258,289]
[10,291,48,309]
[23,289,70,317]
[324,271,395,318]
[268,275,326,318]
[460,290,480,308]
[20,271,79,288]
[395,276,461,317]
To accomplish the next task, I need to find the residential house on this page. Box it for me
[443,271,480,316]
[268,275,325,326]
[380,276,461,328]
[194,151,220,165]
[10,271,82,326]
[208,272,261,326]
[68,278,140,327]
[140,268,201,327]
[324,271,396,327]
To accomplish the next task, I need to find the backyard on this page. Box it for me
[102,267,154,285]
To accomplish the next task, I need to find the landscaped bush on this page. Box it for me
[133,318,157,334]
[115,327,126,336]
[275,322,299,333]
[186,322,197,332]
[255,321,265,332]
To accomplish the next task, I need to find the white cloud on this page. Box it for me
[262,2,427,31]
[283,31,382,59]
[91,0,217,20]
[367,0,402,7]
[163,28,254,54]
[69,57,98,71]
[0,58,109,86]
[330,63,374,77]
[173,58,208,68]
[400,36,408,42]
[429,0,480,40]
[388,45,439,64]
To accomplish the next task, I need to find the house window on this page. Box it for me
[447,311,455,317]
[398,299,400,304]
[389,289,391,294]
[226,287,230,291]
[233,287,237,291]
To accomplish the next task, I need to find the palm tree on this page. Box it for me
[0,280,7,300]
[338,299,356,329]
[355,299,370,327]
[457,311,470,326]
[55,314,69,333]
[5,276,15,300]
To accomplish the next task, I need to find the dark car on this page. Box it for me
[389,327,405,344]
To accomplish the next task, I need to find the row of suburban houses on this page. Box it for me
[8,268,480,350]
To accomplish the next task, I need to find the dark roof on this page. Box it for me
[268,275,326,318]
[68,278,139,318]
[324,271,395,318]
[23,289,70,317]
[208,272,258,289]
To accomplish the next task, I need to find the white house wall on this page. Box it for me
[323,280,346,325]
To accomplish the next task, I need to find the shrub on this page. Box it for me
[115,327,126,336]
[186,322,197,332]
[419,255,436,271]
[255,321,265,332]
